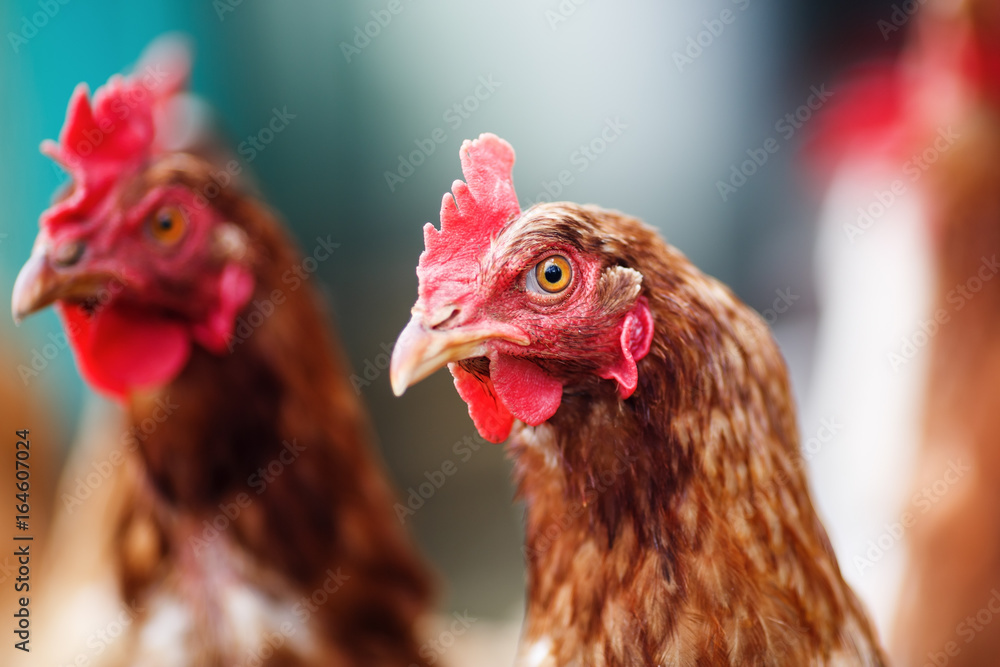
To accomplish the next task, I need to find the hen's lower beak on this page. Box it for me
[389,312,529,397]
[11,243,106,324]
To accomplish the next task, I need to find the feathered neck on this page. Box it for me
[127,195,348,510]
[507,235,883,665]
[117,194,433,666]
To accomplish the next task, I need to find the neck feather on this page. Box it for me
[509,256,877,664]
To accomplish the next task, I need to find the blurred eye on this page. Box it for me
[528,255,572,294]
[148,206,187,246]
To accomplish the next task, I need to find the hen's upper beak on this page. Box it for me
[389,310,529,396]
[11,240,99,324]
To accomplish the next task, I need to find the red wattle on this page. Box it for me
[490,354,564,428]
[450,362,515,444]
[58,302,191,400]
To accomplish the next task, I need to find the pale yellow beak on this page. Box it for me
[12,241,112,324]
[12,246,66,324]
[389,312,529,396]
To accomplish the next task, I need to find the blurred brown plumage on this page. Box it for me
[11,40,434,666]
[891,3,1000,663]
[810,1,1000,662]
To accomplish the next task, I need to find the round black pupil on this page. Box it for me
[544,263,563,284]
[158,215,173,231]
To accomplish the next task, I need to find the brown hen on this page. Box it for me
[10,39,433,667]
[391,134,885,665]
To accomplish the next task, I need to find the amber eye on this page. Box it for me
[530,255,572,294]
[148,207,187,245]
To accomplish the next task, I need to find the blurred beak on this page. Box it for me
[12,246,63,324]
[390,311,529,396]
[11,242,104,324]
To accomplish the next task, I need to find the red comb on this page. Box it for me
[40,36,191,231]
[416,134,521,303]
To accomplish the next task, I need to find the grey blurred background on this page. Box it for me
[0,0,905,620]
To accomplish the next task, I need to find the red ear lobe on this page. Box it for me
[599,297,654,399]
[192,263,254,353]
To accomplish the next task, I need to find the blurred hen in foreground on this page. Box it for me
[391,133,885,665]
[10,38,434,666]
[810,0,1000,663]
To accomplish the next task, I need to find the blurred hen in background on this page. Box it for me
[808,0,1000,663]
[10,39,435,666]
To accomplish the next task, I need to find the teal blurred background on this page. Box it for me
[0,0,902,621]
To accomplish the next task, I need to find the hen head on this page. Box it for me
[391,134,654,443]
[11,38,254,399]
